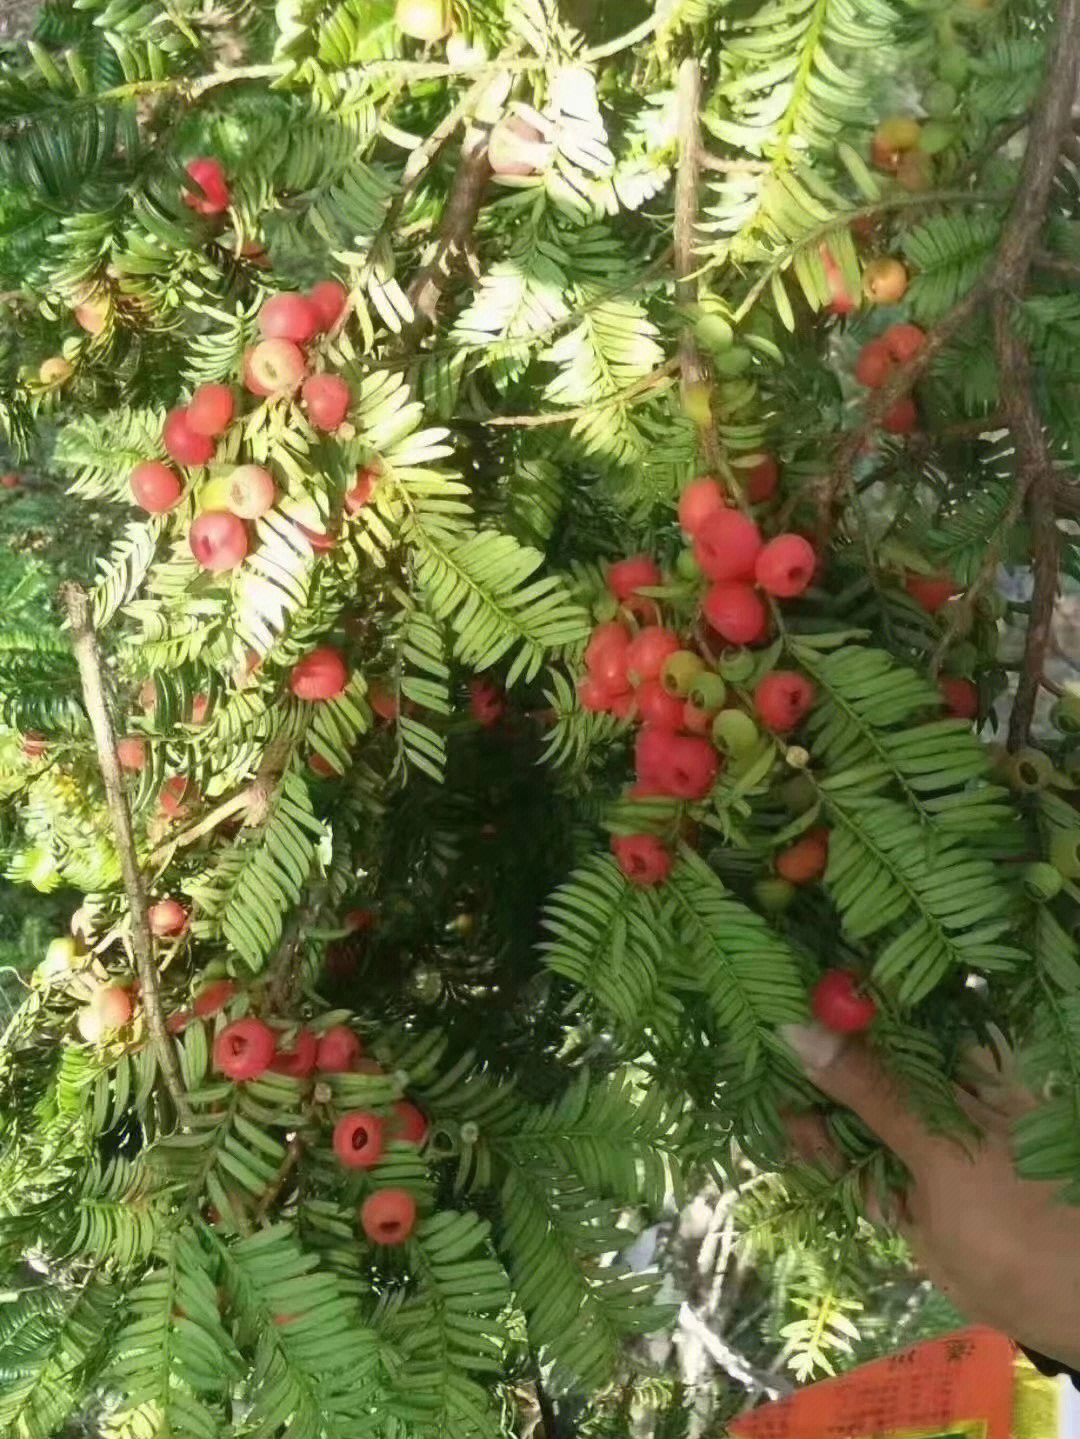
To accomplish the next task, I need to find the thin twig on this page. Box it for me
[404,136,492,337]
[678,1302,793,1399]
[674,58,720,470]
[255,1134,304,1221]
[993,301,1061,748]
[1032,248,1080,282]
[697,150,772,176]
[61,584,192,1126]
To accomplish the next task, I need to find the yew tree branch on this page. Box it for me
[62,584,192,1125]
[993,302,1061,749]
[404,136,492,339]
[822,0,1080,534]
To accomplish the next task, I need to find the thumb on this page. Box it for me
[779,1023,931,1172]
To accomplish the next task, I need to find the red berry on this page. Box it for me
[160,775,194,819]
[345,908,377,933]
[163,409,215,468]
[117,737,147,771]
[821,244,857,315]
[754,672,816,732]
[754,534,818,598]
[148,898,188,938]
[469,679,505,727]
[682,700,715,735]
[368,685,399,722]
[0,472,21,489]
[290,648,349,702]
[345,465,380,513]
[360,1188,417,1245]
[333,1111,385,1169]
[245,339,307,395]
[191,693,211,725]
[678,476,726,536]
[743,455,779,504]
[193,980,238,1018]
[301,374,351,431]
[620,595,662,628]
[810,970,877,1033]
[905,573,958,614]
[309,752,338,777]
[775,828,829,884]
[187,384,235,437]
[882,396,918,434]
[189,511,248,572]
[585,622,632,693]
[316,1026,363,1072]
[635,727,720,800]
[308,280,349,330]
[22,733,47,759]
[259,292,321,345]
[693,509,763,582]
[611,833,673,886]
[633,678,685,730]
[884,322,926,363]
[130,462,183,514]
[271,1028,319,1078]
[607,554,662,602]
[184,157,230,216]
[853,339,894,389]
[702,581,769,645]
[390,1100,429,1145]
[213,1018,276,1081]
[624,627,681,686]
[939,675,979,720]
[579,676,615,712]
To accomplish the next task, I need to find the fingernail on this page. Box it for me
[779,1022,843,1072]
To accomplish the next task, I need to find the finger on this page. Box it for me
[779,1023,937,1172]
[949,1083,1004,1137]
[781,1109,844,1170]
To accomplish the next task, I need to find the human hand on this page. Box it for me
[780,1021,1080,1370]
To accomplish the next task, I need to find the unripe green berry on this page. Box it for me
[660,651,705,697]
[712,708,760,756]
[1050,830,1080,880]
[1008,747,1055,793]
[674,548,702,580]
[693,308,734,352]
[777,773,817,812]
[711,346,752,378]
[688,672,727,710]
[754,877,795,912]
[917,120,954,155]
[1023,862,1065,902]
[925,81,957,117]
[717,648,756,683]
[1052,694,1080,734]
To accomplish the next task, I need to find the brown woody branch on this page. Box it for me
[674,58,720,470]
[993,301,1061,748]
[255,1134,304,1221]
[404,136,492,339]
[62,584,192,1126]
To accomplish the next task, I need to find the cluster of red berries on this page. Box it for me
[128,276,353,575]
[209,1009,426,1245]
[851,321,926,435]
[581,482,821,888]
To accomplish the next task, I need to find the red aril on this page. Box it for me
[624,627,681,685]
[882,396,918,434]
[271,1029,319,1078]
[259,292,321,344]
[853,339,894,389]
[775,828,829,884]
[742,455,779,504]
[754,672,816,732]
[186,384,235,437]
[316,1026,363,1072]
[148,898,188,938]
[302,374,351,431]
[633,679,685,730]
[184,157,230,216]
[163,409,215,467]
[117,737,147,771]
[693,508,763,582]
[754,534,817,598]
[131,462,183,513]
[939,675,979,719]
[470,679,505,727]
[290,648,348,701]
[189,511,248,572]
[333,1111,384,1169]
[607,554,661,602]
[193,980,238,1018]
[810,970,877,1033]
[390,1100,429,1145]
[884,322,926,363]
[361,1188,417,1245]
[702,582,768,645]
[213,1018,276,1081]
[308,280,348,330]
[678,476,726,536]
[905,573,958,613]
[611,833,673,886]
